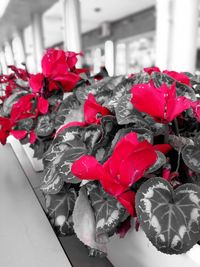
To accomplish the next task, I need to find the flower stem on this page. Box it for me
[164,124,169,143]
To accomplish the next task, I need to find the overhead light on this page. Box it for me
[0,0,10,18]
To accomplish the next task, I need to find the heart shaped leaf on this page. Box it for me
[41,166,64,194]
[115,94,144,125]
[45,184,76,235]
[182,145,200,173]
[136,177,200,254]
[35,114,54,137]
[169,135,194,152]
[72,187,107,254]
[87,182,125,241]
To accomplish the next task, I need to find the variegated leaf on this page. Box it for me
[176,82,196,101]
[73,187,107,254]
[54,94,82,129]
[146,151,166,173]
[45,184,76,235]
[56,147,86,183]
[151,72,174,88]
[2,91,27,116]
[136,177,200,254]
[169,135,194,151]
[182,145,200,173]
[17,118,34,131]
[87,183,125,241]
[35,114,54,137]
[83,124,102,153]
[115,94,143,125]
[41,166,64,194]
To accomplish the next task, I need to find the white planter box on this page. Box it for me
[107,221,200,267]
[8,136,44,172]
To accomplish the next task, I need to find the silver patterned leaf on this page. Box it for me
[115,94,143,125]
[73,187,107,254]
[45,184,76,236]
[136,177,200,254]
[182,145,200,173]
[35,114,54,137]
[41,166,64,194]
[146,151,166,173]
[87,183,125,241]
[169,135,194,152]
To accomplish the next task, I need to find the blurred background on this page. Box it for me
[0,0,199,75]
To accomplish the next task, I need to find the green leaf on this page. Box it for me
[115,94,144,125]
[169,135,194,151]
[40,166,64,194]
[56,147,86,183]
[45,184,76,236]
[2,91,27,116]
[146,151,166,173]
[35,114,54,137]
[176,82,196,101]
[54,94,82,129]
[182,145,200,173]
[83,124,102,153]
[72,187,107,254]
[151,72,174,87]
[87,183,125,241]
[136,177,200,254]
[17,118,34,131]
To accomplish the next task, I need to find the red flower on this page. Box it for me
[72,132,157,215]
[29,73,44,93]
[37,97,49,114]
[0,117,12,144]
[143,66,161,75]
[163,70,191,86]
[29,130,37,144]
[10,94,36,122]
[66,51,83,69]
[84,94,112,124]
[11,130,27,140]
[41,49,81,92]
[131,81,191,123]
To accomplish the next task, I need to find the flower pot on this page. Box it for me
[107,220,200,267]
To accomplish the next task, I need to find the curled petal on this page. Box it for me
[11,130,27,140]
[117,191,136,216]
[29,73,44,93]
[154,144,172,154]
[38,97,49,114]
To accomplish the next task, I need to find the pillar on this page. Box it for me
[4,41,15,66]
[105,40,114,76]
[31,13,44,72]
[155,0,198,72]
[169,0,198,72]
[61,0,82,67]
[0,50,8,74]
[155,0,172,70]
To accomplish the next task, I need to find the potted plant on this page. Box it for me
[41,66,200,266]
[0,49,85,164]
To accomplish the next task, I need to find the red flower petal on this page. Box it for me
[84,94,111,124]
[71,155,103,180]
[38,97,49,114]
[56,121,86,136]
[143,66,161,75]
[119,141,157,186]
[108,132,139,177]
[191,100,200,122]
[117,191,136,216]
[29,73,44,93]
[0,130,9,145]
[154,144,172,154]
[163,70,191,86]
[11,130,27,140]
[131,83,166,121]
[29,131,37,144]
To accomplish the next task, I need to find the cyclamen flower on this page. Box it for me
[163,70,191,86]
[84,94,112,124]
[55,94,111,135]
[131,81,191,123]
[72,132,157,216]
[143,66,161,75]
[29,49,81,93]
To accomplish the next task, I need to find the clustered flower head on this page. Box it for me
[0,48,83,157]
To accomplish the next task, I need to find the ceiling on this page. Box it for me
[0,0,156,48]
